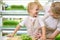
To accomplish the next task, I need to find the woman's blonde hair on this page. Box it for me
[51,2,60,14]
[27,2,42,13]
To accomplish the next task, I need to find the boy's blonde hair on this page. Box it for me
[51,2,60,15]
[27,2,42,13]
[34,0,43,10]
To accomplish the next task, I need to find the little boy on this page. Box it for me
[7,2,46,40]
[44,2,60,40]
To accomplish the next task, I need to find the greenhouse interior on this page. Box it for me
[0,0,60,40]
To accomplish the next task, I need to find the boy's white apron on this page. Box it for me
[25,17,41,36]
[44,16,60,40]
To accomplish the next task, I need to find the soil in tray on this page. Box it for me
[7,36,22,40]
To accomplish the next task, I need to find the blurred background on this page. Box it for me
[0,0,60,40]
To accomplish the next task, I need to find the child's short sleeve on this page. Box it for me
[57,21,60,31]
[39,18,45,27]
[43,5,50,20]
[19,18,26,26]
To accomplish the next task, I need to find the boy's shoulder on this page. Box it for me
[38,16,43,19]
[22,16,29,21]
[37,16,44,21]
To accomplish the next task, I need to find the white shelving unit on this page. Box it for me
[0,0,3,36]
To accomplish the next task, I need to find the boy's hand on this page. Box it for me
[48,39,53,40]
[33,33,41,39]
[40,36,46,40]
[47,38,54,40]
[7,34,14,37]
[47,37,55,40]
[36,33,41,39]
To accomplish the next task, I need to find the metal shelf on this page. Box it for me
[1,10,44,16]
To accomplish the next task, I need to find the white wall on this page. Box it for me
[54,0,60,2]
[0,0,2,11]
[0,0,2,36]
[0,4,2,11]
